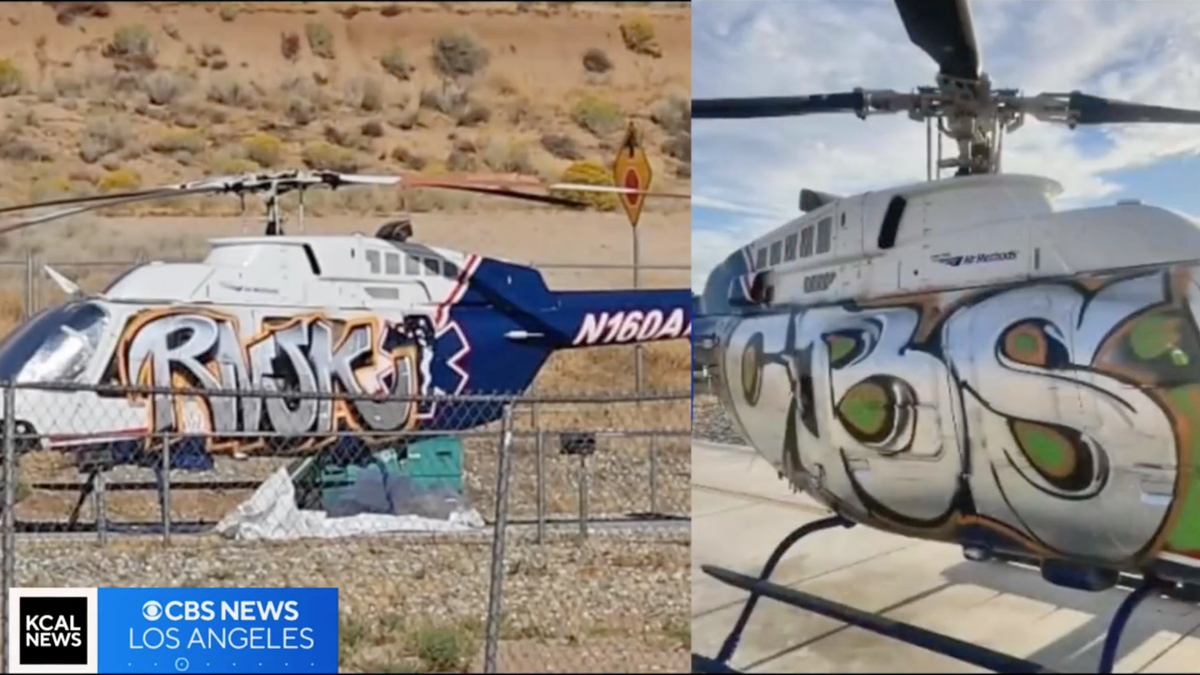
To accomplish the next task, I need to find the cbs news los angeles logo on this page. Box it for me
[8,587,99,674]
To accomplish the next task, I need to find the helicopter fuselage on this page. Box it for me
[696,173,1200,587]
[1,233,690,469]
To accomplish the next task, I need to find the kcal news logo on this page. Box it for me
[8,587,99,674]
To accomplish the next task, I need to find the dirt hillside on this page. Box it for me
[0,1,691,215]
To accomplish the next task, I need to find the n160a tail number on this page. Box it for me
[572,308,691,346]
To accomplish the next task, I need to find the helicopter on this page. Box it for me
[0,166,691,476]
[691,1,1200,673]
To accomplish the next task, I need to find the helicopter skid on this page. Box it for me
[692,515,1177,675]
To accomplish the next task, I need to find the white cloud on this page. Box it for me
[692,0,1200,291]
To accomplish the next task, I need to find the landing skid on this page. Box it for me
[692,515,1168,674]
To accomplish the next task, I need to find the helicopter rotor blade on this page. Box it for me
[693,91,867,120]
[894,0,981,82]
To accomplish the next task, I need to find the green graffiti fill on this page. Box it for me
[826,335,856,363]
[1166,387,1200,554]
[839,384,888,436]
[1011,332,1039,358]
[1013,422,1070,475]
[1130,315,1179,361]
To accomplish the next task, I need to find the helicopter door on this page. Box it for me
[942,285,1112,559]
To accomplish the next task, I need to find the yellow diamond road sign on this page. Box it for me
[613,123,653,228]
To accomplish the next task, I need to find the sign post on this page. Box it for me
[613,122,653,393]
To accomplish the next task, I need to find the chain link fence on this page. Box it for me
[0,381,690,673]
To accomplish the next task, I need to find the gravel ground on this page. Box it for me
[690,394,746,446]
[9,527,689,673]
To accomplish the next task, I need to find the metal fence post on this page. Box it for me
[22,250,33,319]
[578,453,589,540]
[161,433,172,546]
[2,385,15,673]
[484,403,515,674]
[535,429,545,546]
[649,435,659,516]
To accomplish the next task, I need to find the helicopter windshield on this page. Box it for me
[0,300,110,384]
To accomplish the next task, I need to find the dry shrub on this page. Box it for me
[662,132,689,163]
[571,95,624,137]
[551,160,617,211]
[344,77,383,112]
[51,1,111,26]
[419,81,469,117]
[206,77,257,108]
[80,116,130,164]
[455,101,490,127]
[302,141,359,173]
[0,131,50,162]
[305,22,336,60]
[150,129,206,155]
[380,47,413,81]
[381,4,404,17]
[481,138,533,174]
[219,3,239,22]
[446,146,475,172]
[143,72,186,106]
[104,25,158,71]
[388,109,418,131]
[360,120,384,138]
[0,59,24,97]
[431,29,489,79]
[210,151,258,175]
[286,97,315,126]
[280,31,301,62]
[650,91,690,136]
[242,133,283,168]
[97,168,142,192]
[162,20,181,41]
[582,47,613,74]
[540,133,582,160]
[390,146,426,170]
[620,15,662,58]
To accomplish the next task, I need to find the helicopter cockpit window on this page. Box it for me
[799,226,814,258]
[755,247,767,269]
[769,241,782,266]
[443,261,460,279]
[816,217,832,254]
[0,300,110,383]
[423,258,442,277]
[784,233,798,261]
[385,252,401,275]
[365,249,381,274]
[405,254,420,275]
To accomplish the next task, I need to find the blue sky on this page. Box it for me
[692,0,1200,290]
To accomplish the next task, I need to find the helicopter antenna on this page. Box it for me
[693,0,1200,180]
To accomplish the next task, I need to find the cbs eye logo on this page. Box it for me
[141,601,163,621]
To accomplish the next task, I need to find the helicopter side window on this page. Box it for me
[443,261,459,279]
[816,217,832,254]
[799,226,814,258]
[784,233,798,261]
[769,241,782,266]
[423,258,442,277]
[365,249,381,274]
[755,247,767,269]
[385,252,401,275]
[405,254,420,275]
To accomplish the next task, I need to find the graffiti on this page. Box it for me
[117,309,437,439]
[719,265,1200,570]
[571,308,690,346]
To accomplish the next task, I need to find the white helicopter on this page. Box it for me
[0,167,691,476]
[692,1,1200,673]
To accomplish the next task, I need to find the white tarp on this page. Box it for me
[214,467,486,541]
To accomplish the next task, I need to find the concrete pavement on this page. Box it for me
[691,440,1200,673]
